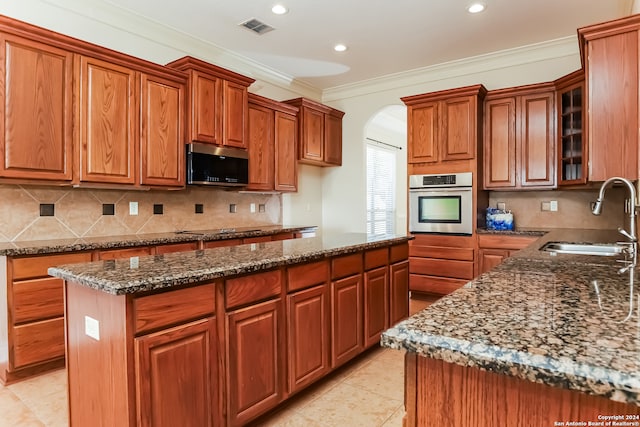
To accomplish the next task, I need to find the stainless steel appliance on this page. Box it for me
[409,172,473,235]
[186,142,249,187]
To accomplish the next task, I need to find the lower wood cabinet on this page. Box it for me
[135,317,217,427]
[226,298,285,427]
[477,234,539,274]
[364,266,389,348]
[389,260,409,326]
[479,249,511,274]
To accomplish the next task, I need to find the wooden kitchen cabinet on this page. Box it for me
[477,233,539,274]
[389,244,409,327]
[1,252,91,384]
[247,93,298,192]
[554,70,586,186]
[484,83,556,190]
[166,56,255,149]
[140,73,185,187]
[283,97,345,167]
[0,33,73,182]
[363,248,389,348]
[330,253,364,368]
[579,15,640,181]
[77,55,138,185]
[409,234,475,296]
[286,261,330,394]
[135,317,217,427]
[402,84,486,165]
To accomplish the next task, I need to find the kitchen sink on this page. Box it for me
[539,241,628,256]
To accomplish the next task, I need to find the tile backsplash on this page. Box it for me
[489,189,626,230]
[0,184,281,242]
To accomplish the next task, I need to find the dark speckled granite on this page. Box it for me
[0,225,316,256]
[476,227,548,237]
[48,233,411,295]
[382,228,640,406]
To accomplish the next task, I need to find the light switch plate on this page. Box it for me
[85,316,100,341]
[129,201,138,216]
[250,203,256,213]
[550,200,558,212]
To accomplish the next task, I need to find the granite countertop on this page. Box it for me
[48,233,411,295]
[476,227,548,237]
[0,225,317,256]
[382,228,640,405]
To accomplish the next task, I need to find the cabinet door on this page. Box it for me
[140,73,184,187]
[287,284,330,394]
[189,70,221,144]
[479,249,510,274]
[223,80,248,148]
[363,266,389,348]
[324,111,342,166]
[519,92,555,188]
[247,103,274,191]
[79,56,137,184]
[484,97,516,189]
[0,35,73,181]
[227,299,284,426]
[441,96,476,161]
[587,31,639,181]
[389,260,409,326]
[331,274,363,367]
[136,318,217,427]
[274,111,298,192]
[299,106,325,163]
[408,102,438,163]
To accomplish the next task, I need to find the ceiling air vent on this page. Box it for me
[239,18,275,35]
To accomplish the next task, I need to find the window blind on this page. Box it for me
[366,143,396,236]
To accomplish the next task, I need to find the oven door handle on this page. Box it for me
[409,187,472,193]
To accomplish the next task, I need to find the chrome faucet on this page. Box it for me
[592,177,638,243]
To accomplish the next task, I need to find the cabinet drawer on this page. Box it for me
[98,246,152,260]
[11,252,92,280]
[225,269,282,309]
[331,253,362,279]
[409,274,467,295]
[272,232,295,241]
[364,248,388,270]
[409,257,475,280]
[477,234,539,251]
[155,242,199,254]
[204,239,241,249]
[242,236,273,244]
[287,260,329,292]
[12,317,65,368]
[12,277,63,324]
[134,283,216,334]
[390,243,409,263]
[409,245,474,261]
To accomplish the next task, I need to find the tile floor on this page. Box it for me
[0,296,435,427]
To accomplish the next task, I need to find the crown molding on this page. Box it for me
[29,0,321,99]
[322,36,580,102]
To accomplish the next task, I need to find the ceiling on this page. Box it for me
[97,0,632,91]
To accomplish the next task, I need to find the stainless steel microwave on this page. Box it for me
[186,143,249,187]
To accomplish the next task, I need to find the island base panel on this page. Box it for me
[405,353,640,427]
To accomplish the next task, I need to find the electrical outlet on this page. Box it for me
[541,201,551,211]
[550,200,558,212]
[229,204,237,213]
[250,203,256,213]
[129,201,138,216]
[84,316,100,341]
[259,204,266,213]
[497,202,506,211]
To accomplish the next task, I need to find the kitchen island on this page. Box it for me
[48,232,411,427]
[382,229,640,427]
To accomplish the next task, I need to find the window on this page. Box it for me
[366,143,396,236]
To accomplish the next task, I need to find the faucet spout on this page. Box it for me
[593,177,638,242]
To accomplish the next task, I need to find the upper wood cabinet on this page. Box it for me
[579,15,640,181]
[247,93,298,192]
[283,97,345,167]
[554,70,586,186]
[0,34,74,182]
[402,84,486,165]
[166,56,255,149]
[483,83,556,190]
[78,56,138,185]
[140,73,185,187]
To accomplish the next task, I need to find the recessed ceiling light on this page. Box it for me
[467,2,486,13]
[334,44,347,52]
[272,4,288,15]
